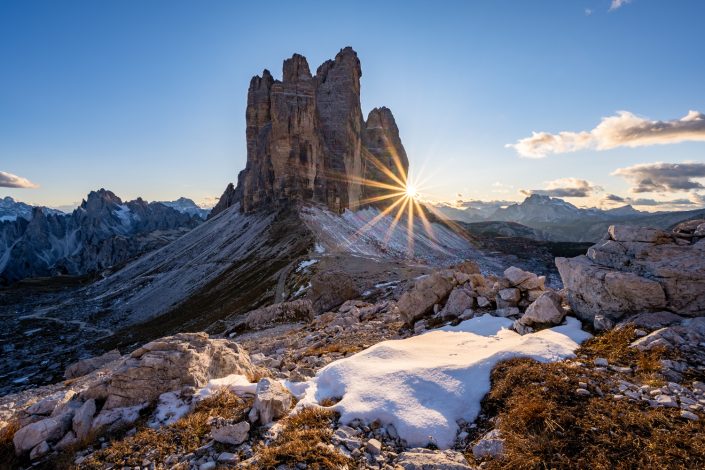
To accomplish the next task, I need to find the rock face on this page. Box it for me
[210,47,409,216]
[103,333,260,409]
[0,189,202,284]
[557,224,705,322]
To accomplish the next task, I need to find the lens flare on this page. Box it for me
[405,185,417,198]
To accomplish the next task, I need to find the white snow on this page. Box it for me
[149,391,191,427]
[295,259,318,272]
[296,315,591,449]
[113,204,133,227]
[314,243,326,254]
[195,374,258,400]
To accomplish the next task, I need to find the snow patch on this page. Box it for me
[297,315,591,449]
[149,391,190,428]
[295,259,318,272]
[195,374,257,400]
[113,204,133,227]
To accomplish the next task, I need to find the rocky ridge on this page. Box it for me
[0,189,202,284]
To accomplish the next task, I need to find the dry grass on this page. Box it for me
[0,420,20,470]
[303,342,364,358]
[578,325,670,384]
[75,390,250,469]
[474,327,705,470]
[251,407,350,469]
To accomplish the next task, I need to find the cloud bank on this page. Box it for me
[611,162,705,193]
[603,193,700,207]
[0,171,39,189]
[507,110,705,158]
[521,178,601,198]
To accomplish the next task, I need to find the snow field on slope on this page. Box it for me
[296,314,591,449]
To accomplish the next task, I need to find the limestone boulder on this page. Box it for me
[103,333,260,409]
[608,225,672,243]
[211,420,250,445]
[397,270,458,325]
[440,287,475,319]
[503,266,533,286]
[250,378,292,425]
[556,255,666,321]
[72,399,96,441]
[557,224,705,323]
[13,417,66,454]
[517,291,565,329]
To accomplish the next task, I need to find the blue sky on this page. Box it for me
[1,0,704,210]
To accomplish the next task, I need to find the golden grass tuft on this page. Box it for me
[474,327,705,470]
[251,407,350,469]
[76,390,250,469]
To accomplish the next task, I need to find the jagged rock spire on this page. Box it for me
[211,47,409,216]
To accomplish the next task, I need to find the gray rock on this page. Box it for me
[593,314,614,331]
[308,270,361,314]
[616,311,685,330]
[472,429,504,459]
[211,421,250,445]
[29,440,50,460]
[441,287,475,319]
[54,430,78,450]
[557,224,705,322]
[396,447,472,469]
[680,410,699,420]
[503,266,533,286]
[13,418,65,454]
[516,291,565,331]
[366,438,382,455]
[72,399,96,441]
[251,378,292,425]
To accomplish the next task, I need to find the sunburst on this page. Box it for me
[344,148,451,258]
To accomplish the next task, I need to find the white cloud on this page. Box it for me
[611,161,705,193]
[521,178,602,198]
[507,110,705,158]
[0,171,39,188]
[609,0,632,11]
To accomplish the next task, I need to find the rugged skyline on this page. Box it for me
[2,1,705,212]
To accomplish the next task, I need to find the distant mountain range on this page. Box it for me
[156,197,210,219]
[0,196,64,222]
[435,194,705,242]
[0,190,204,283]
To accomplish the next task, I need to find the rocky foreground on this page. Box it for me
[1,222,704,469]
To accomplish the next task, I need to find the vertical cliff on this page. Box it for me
[211,47,409,216]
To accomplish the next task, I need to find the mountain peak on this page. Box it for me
[212,47,406,216]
